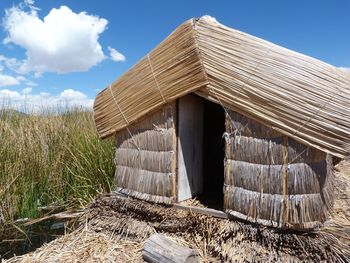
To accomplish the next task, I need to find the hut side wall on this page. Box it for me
[114,103,176,204]
[224,111,334,230]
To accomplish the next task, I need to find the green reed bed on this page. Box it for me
[0,109,115,221]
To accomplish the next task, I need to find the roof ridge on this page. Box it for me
[191,17,210,87]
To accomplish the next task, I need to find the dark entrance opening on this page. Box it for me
[198,100,225,210]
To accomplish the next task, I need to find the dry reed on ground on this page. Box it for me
[87,160,350,262]
[73,187,350,262]
[5,162,350,263]
[4,229,143,263]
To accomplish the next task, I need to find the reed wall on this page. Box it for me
[224,111,334,231]
[114,103,176,204]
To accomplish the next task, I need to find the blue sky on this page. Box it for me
[0,0,349,111]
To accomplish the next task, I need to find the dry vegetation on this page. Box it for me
[6,162,350,263]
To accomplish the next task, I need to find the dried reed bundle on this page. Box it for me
[116,148,173,173]
[94,16,350,158]
[94,20,207,139]
[321,160,350,248]
[224,111,334,230]
[226,111,327,164]
[114,104,176,204]
[227,160,326,195]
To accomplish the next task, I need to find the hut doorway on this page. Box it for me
[199,99,225,209]
[177,94,225,210]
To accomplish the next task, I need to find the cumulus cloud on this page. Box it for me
[22,87,32,94]
[108,46,126,62]
[0,73,20,87]
[2,2,110,75]
[0,57,37,87]
[0,88,93,112]
[0,55,23,74]
[24,0,35,6]
[0,89,21,99]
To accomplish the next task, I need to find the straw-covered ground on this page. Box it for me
[4,160,350,263]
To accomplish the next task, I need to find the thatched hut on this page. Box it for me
[93,16,350,231]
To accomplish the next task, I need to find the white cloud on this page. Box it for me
[59,89,88,101]
[108,46,126,62]
[0,88,93,112]
[3,3,109,74]
[22,87,32,94]
[0,73,20,87]
[23,0,35,6]
[15,75,37,86]
[39,92,50,97]
[0,89,21,99]
[25,80,37,87]
[0,58,37,87]
[0,55,23,74]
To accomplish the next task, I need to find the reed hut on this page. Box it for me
[93,16,350,231]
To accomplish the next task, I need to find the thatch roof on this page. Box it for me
[93,16,350,158]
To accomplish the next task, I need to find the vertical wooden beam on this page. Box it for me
[223,112,231,211]
[171,102,177,201]
[282,135,289,226]
[224,159,231,211]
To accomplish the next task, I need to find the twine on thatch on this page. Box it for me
[108,84,140,151]
[94,19,207,139]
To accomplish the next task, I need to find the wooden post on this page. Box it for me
[171,102,177,201]
[224,112,231,212]
[142,234,200,263]
[282,136,289,226]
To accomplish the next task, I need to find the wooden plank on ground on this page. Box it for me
[173,203,228,219]
[143,233,200,263]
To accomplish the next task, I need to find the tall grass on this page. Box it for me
[0,109,115,221]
